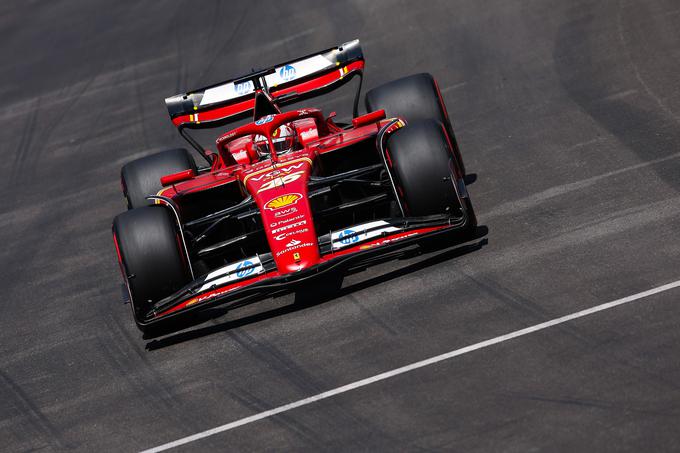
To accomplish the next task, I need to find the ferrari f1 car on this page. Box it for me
[112,39,477,333]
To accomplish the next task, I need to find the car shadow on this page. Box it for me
[144,226,488,351]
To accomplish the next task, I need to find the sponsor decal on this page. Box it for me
[270,214,305,228]
[219,131,237,141]
[198,256,264,292]
[249,162,307,182]
[286,238,301,247]
[331,221,400,250]
[264,193,302,211]
[274,206,298,218]
[279,64,296,82]
[250,170,280,183]
[360,232,419,251]
[256,171,305,193]
[231,149,249,162]
[274,228,309,241]
[271,220,307,234]
[200,83,239,106]
[236,260,255,278]
[263,55,333,88]
[338,229,359,245]
[194,285,232,304]
[234,80,254,96]
[293,252,301,261]
[299,128,318,141]
[244,158,312,185]
[275,241,314,257]
[255,114,274,125]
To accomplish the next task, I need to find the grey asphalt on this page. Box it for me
[1,0,680,451]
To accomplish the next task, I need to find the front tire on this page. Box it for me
[112,206,191,328]
[385,119,475,227]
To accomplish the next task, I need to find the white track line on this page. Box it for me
[140,280,680,453]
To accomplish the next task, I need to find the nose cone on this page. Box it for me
[266,207,320,274]
[243,157,321,275]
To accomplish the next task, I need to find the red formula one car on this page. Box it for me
[112,39,477,334]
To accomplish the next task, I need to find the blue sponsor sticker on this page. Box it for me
[234,80,253,96]
[236,260,255,278]
[255,114,274,125]
[339,229,359,245]
[279,64,296,82]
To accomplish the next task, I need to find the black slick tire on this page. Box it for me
[366,73,466,175]
[112,205,191,330]
[385,119,471,218]
[121,148,197,209]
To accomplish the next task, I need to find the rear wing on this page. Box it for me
[165,39,364,130]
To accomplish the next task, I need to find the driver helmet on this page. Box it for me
[271,124,296,155]
[251,134,270,160]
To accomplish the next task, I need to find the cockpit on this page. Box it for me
[216,110,324,165]
[252,123,297,159]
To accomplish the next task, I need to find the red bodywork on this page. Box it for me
[161,111,391,261]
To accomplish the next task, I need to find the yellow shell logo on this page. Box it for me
[265,193,302,210]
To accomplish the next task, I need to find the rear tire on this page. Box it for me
[121,148,197,209]
[366,73,466,175]
[112,206,191,329]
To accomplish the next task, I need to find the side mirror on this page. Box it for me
[205,151,219,167]
[160,169,195,186]
[352,109,386,128]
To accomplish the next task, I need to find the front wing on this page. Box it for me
[139,214,472,328]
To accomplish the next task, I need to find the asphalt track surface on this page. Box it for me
[2,1,680,451]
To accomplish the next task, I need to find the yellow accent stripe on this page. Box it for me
[242,157,313,186]
[155,187,171,205]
